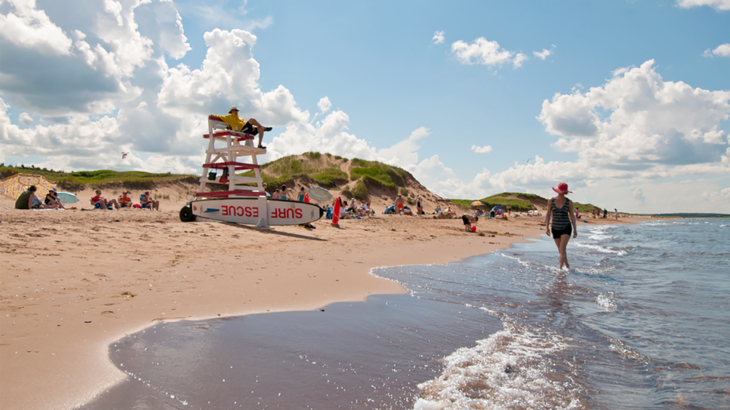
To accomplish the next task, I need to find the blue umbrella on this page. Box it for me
[56,192,79,204]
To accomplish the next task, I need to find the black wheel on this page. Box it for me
[179,206,197,222]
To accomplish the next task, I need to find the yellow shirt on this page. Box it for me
[214,113,247,131]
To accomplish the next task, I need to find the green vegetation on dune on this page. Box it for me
[352,180,368,200]
[1,166,191,185]
[349,160,406,189]
[451,191,606,213]
[310,168,348,186]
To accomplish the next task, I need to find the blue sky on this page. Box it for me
[1,0,729,213]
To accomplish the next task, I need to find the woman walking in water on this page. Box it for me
[545,182,578,269]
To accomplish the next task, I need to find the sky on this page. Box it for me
[1,0,729,213]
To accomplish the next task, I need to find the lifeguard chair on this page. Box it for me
[179,115,323,228]
[198,115,266,199]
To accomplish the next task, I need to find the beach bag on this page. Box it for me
[326,206,333,219]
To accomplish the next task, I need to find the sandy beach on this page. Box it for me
[0,192,647,410]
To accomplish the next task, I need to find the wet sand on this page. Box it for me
[0,197,645,410]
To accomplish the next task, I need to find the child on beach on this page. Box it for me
[119,191,132,208]
[395,195,405,215]
[462,214,477,232]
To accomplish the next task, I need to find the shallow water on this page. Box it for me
[85,219,730,409]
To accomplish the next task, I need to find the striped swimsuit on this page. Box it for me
[551,198,571,229]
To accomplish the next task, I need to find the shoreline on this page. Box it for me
[0,202,650,410]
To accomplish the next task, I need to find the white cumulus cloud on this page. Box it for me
[676,0,730,10]
[317,97,332,113]
[433,30,444,44]
[471,145,492,154]
[0,0,73,55]
[538,60,730,170]
[451,37,527,68]
[533,48,553,60]
[704,43,730,57]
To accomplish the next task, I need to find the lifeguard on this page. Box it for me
[212,107,273,149]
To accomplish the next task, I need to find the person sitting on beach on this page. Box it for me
[15,185,38,209]
[140,191,159,211]
[359,202,371,217]
[462,214,477,232]
[118,190,133,208]
[339,201,351,219]
[435,206,442,215]
[44,188,64,209]
[395,194,405,215]
[348,199,358,213]
[92,190,119,210]
[213,107,272,149]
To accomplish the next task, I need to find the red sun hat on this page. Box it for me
[552,182,572,194]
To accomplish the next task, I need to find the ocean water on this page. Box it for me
[85,220,729,409]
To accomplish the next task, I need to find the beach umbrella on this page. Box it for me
[471,200,484,207]
[0,173,56,200]
[308,186,333,202]
[56,192,79,204]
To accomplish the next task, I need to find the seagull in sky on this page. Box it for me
[525,158,532,164]
[121,152,129,159]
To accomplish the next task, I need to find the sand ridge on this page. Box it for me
[0,193,647,410]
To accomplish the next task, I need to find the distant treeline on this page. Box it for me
[653,213,730,218]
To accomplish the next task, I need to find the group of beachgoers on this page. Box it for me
[325,197,375,220]
[14,185,65,210]
[90,189,159,211]
[386,194,429,216]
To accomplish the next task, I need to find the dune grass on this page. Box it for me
[0,166,191,184]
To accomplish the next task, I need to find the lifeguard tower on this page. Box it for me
[179,115,323,228]
[198,115,266,199]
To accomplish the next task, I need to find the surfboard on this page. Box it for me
[188,198,323,225]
